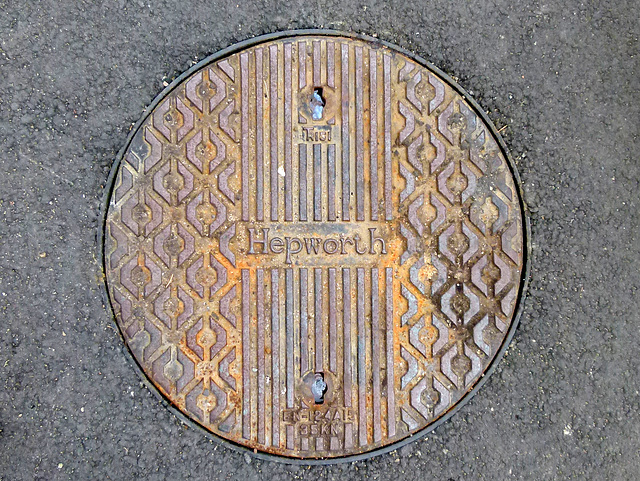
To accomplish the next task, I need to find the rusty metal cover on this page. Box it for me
[102,31,527,462]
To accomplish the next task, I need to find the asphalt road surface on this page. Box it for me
[0,1,638,479]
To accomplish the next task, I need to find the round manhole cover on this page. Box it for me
[102,31,528,462]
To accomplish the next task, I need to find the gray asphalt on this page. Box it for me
[0,1,638,480]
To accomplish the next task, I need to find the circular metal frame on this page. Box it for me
[98,29,531,465]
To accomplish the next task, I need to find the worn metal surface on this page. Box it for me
[103,33,525,461]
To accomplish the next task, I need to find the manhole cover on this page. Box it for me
[102,31,527,462]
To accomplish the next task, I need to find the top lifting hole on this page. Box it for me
[311,88,325,120]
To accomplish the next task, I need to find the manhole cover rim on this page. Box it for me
[98,28,531,465]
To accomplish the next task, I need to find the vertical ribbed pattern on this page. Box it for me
[342,267,353,448]
[298,42,306,89]
[235,39,392,225]
[284,44,293,222]
[314,268,324,372]
[327,144,336,221]
[385,267,396,436]
[255,49,264,221]
[241,269,251,439]
[328,267,337,372]
[371,268,381,442]
[239,261,393,450]
[285,268,294,449]
[270,269,280,447]
[236,39,398,452]
[256,269,265,444]
[341,43,350,221]
[240,52,249,221]
[370,50,379,221]
[269,45,279,222]
[327,41,335,88]
[313,144,322,221]
[300,268,309,375]
[384,53,393,221]
[356,268,367,446]
[299,145,307,221]
[355,47,365,221]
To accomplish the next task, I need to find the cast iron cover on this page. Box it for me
[102,31,527,462]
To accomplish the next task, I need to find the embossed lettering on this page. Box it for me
[248,228,269,254]
[353,234,368,254]
[246,227,388,264]
[304,237,322,254]
[369,227,387,254]
[301,126,332,142]
[284,237,303,264]
[282,406,355,427]
[323,238,339,254]
[340,236,354,254]
[270,236,284,253]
